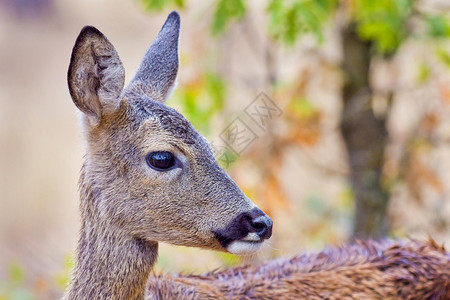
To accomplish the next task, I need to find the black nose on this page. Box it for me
[213,207,273,249]
[248,212,273,240]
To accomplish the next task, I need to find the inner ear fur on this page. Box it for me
[68,26,125,122]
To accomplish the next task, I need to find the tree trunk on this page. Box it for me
[341,26,389,239]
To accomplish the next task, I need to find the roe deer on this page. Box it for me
[66,11,272,299]
[66,11,449,300]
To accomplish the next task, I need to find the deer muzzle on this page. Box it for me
[214,207,273,255]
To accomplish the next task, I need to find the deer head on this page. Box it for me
[67,12,272,256]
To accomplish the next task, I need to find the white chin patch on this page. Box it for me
[226,240,264,255]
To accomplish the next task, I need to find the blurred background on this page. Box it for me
[1,0,450,298]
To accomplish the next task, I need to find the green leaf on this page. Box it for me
[8,263,25,285]
[54,254,75,289]
[204,73,225,113]
[141,0,184,12]
[267,0,338,45]
[426,15,450,38]
[216,252,240,267]
[354,0,413,54]
[436,47,450,68]
[167,72,226,135]
[288,98,317,119]
[417,62,430,83]
[211,0,246,35]
[173,0,184,7]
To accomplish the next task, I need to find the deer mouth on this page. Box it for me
[214,231,266,255]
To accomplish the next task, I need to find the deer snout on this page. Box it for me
[249,214,273,240]
[214,207,273,255]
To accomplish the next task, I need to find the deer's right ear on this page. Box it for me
[68,26,125,123]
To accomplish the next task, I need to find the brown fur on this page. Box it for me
[147,239,449,299]
[66,12,262,300]
[66,12,450,299]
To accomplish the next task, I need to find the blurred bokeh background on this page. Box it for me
[1,0,450,298]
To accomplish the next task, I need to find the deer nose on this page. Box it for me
[213,207,273,250]
[249,213,273,240]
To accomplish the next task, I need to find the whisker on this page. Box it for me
[264,241,280,252]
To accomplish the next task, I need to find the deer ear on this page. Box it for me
[125,11,180,103]
[68,26,125,123]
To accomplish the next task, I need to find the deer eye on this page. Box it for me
[146,151,176,171]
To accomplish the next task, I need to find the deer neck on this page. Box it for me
[66,164,158,300]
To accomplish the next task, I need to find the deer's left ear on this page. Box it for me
[125,11,180,103]
[68,26,125,124]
